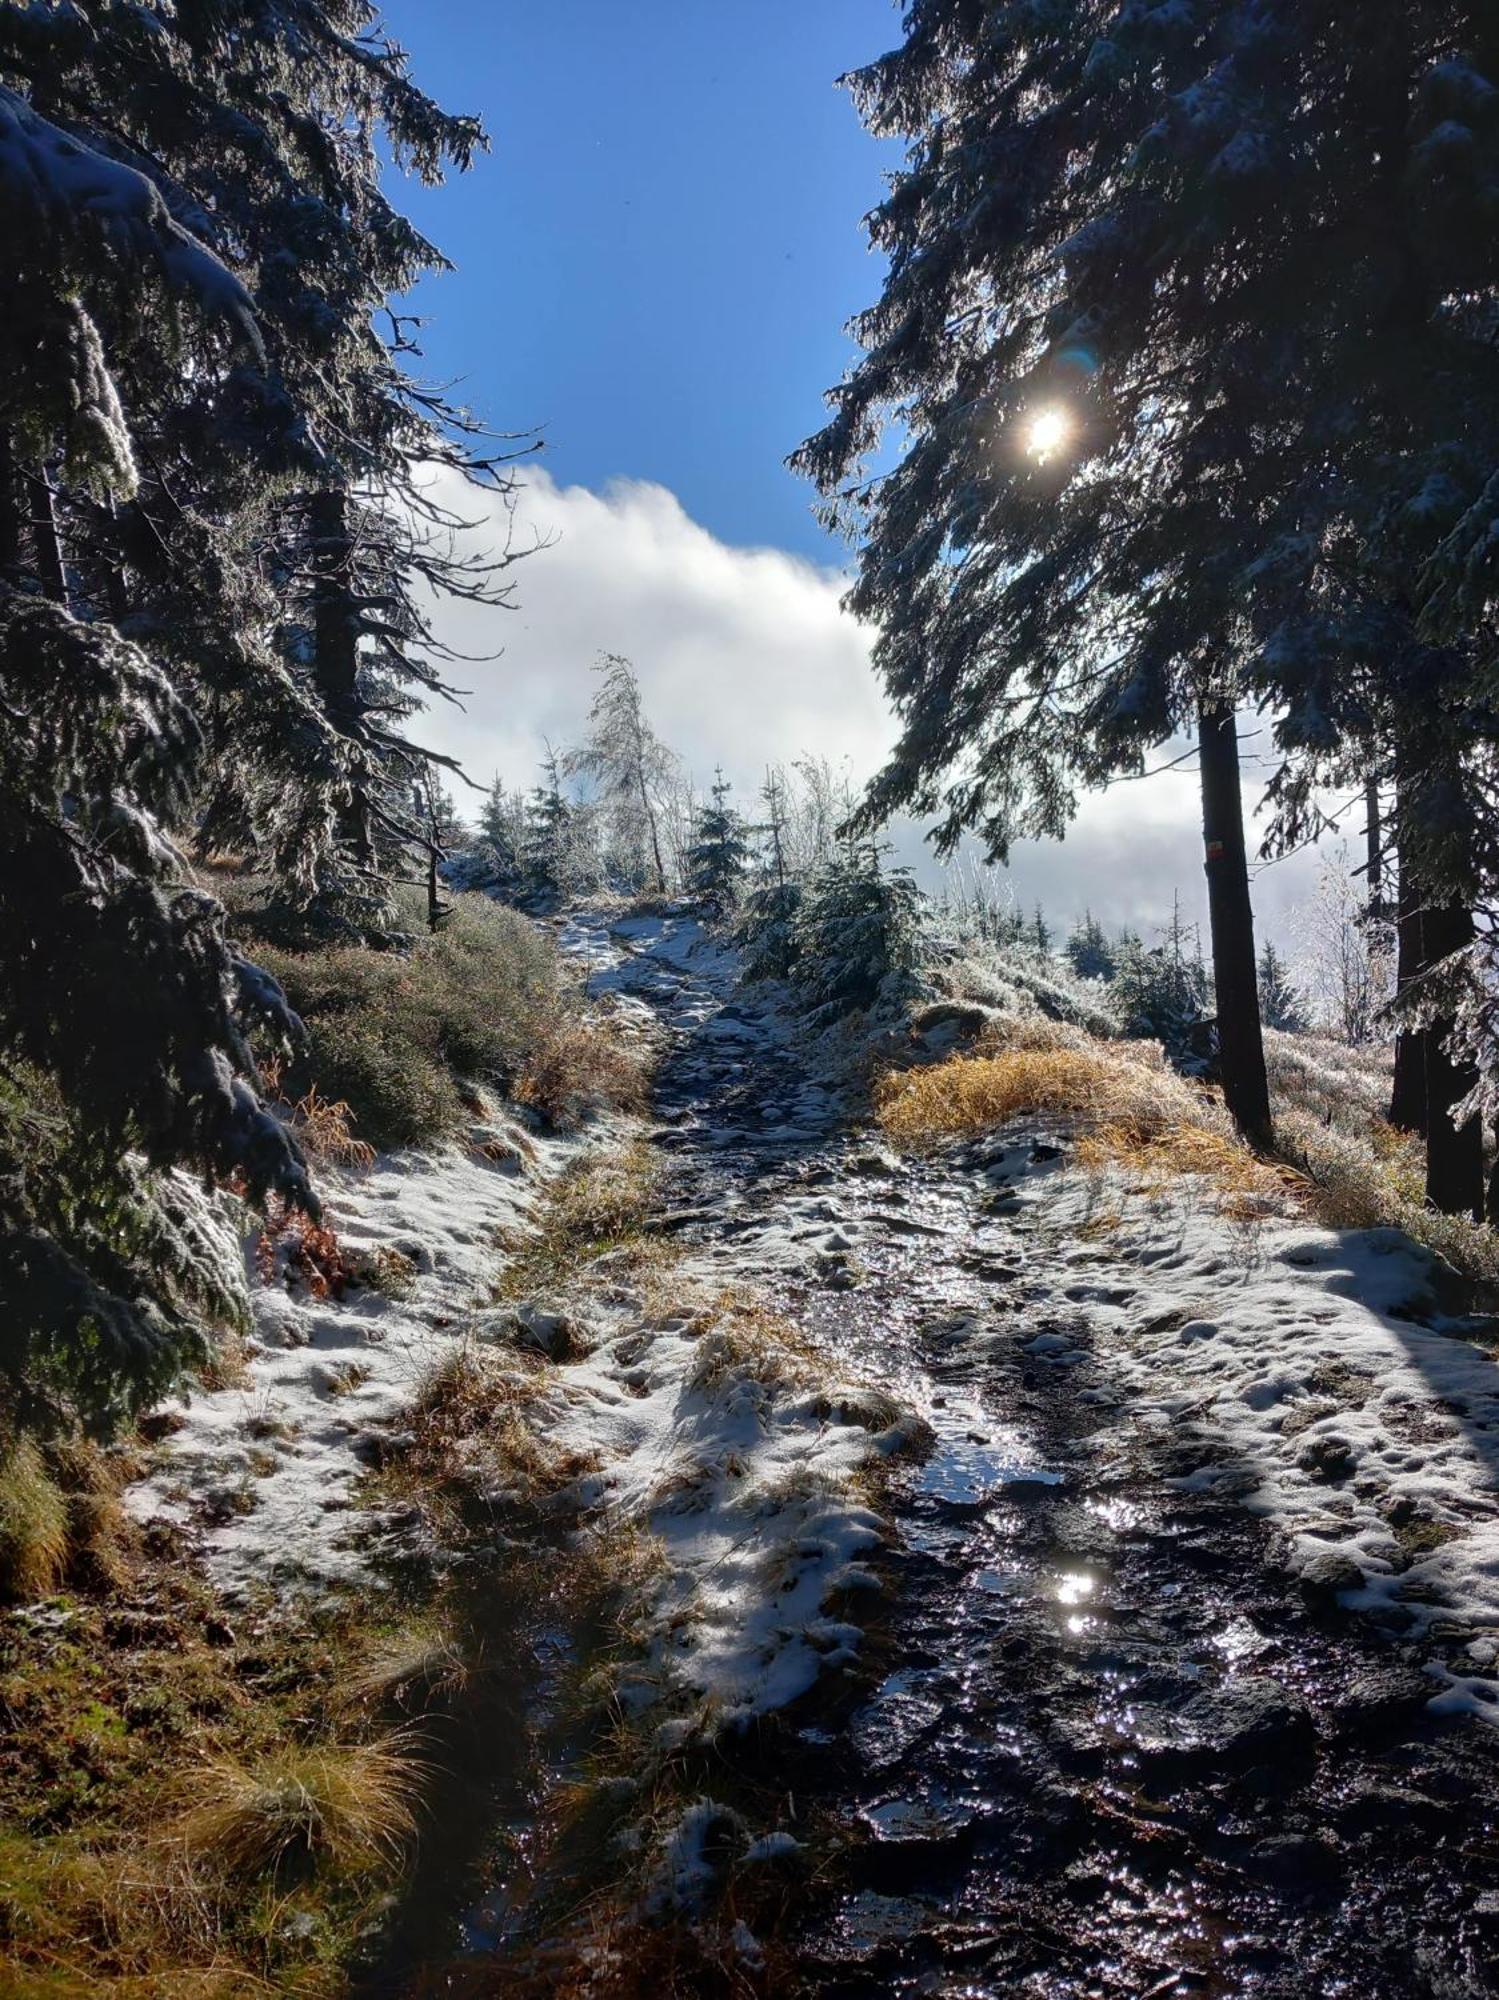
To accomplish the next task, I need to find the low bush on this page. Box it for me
[247,890,591,1151]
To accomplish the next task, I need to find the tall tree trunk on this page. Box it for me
[1364,776,1385,923]
[1197,700,1273,1149]
[308,488,374,871]
[1389,847,1427,1134]
[0,435,20,580]
[637,766,665,892]
[27,473,67,604]
[1421,900,1483,1220]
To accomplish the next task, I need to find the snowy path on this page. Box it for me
[578,912,1499,1998]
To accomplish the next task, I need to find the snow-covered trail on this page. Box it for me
[577,911,1499,1999]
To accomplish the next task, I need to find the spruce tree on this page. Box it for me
[687,770,751,918]
[1258,942,1306,1035]
[522,749,573,903]
[1065,912,1116,982]
[0,4,516,1427]
[565,654,677,893]
[793,3,1498,1156]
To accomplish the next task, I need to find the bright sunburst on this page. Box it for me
[1027,404,1072,462]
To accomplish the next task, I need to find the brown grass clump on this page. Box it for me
[517,1018,652,1130]
[0,1439,69,1600]
[348,1624,472,1716]
[500,1141,662,1297]
[876,1041,1202,1151]
[877,1038,1298,1214]
[176,1735,423,1879]
[1075,1120,1300,1215]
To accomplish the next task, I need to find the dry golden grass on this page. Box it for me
[876,1040,1203,1151]
[260,1054,376,1167]
[517,1018,653,1130]
[1075,1120,1300,1215]
[0,1438,70,1600]
[877,1039,1298,1215]
[499,1141,663,1298]
[348,1624,473,1716]
[175,1735,423,1879]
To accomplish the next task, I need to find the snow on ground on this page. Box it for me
[541,908,929,1730]
[126,1104,574,1597]
[535,1301,920,1730]
[129,904,919,1748]
[965,1131,1499,1715]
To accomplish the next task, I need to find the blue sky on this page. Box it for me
[381,0,902,562]
[380,1,1327,947]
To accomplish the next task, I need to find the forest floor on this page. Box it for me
[108,909,1499,1996]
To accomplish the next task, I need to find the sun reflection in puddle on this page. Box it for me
[1212,1615,1268,1666]
[1057,1570,1096,1606]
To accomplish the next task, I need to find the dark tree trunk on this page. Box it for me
[1389,851,1427,1134]
[308,488,374,870]
[309,489,361,732]
[1421,900,1483,1220]
[1197,700,1273,1149]
[1365,776,1385,924]
[27,473,67,604]
[0,436,21,580]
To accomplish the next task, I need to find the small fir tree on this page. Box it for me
[1258,941,1306,1035]
[1065,912,1116,982]
[686,770,751,917]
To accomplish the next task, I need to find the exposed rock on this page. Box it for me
[1299,1549,1366,1609]
[1298,1433,1358,1484]
[1130,1675,1313,1768]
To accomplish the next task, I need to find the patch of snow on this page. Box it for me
[997,1147,1499,1706]
[125,1105,574,1597]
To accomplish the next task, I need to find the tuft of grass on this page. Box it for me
[517,1018,653,1131]
[500,1141,662,1297]
[0,1439,69,1601]
[262,1061,376,1168]
[176,1735,423,1879]
[348,1624,473,1716]
[1278,1107,1499,1285]
[876,1039,1212,1152]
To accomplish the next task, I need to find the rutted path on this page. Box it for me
[578,910,1499,1999]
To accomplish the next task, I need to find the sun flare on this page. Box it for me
[1027,404,1071,461]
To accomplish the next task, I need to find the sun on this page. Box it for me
[1026,404,1072,462]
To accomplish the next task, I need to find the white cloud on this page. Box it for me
[415,464,1332,945]
[413,464,891,798]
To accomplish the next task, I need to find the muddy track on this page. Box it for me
[622,921,1499,1999]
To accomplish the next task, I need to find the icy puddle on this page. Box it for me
[911,1387,1062,1506]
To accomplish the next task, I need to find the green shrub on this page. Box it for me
[249,891,571,1151]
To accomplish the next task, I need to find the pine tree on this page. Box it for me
[565,655,677,893]
[1029,905,1051,957]
[794,3,1499,1149]
[522,749,574,904]
[0,6,517,1427]
[1065,912,1116,982]
[760,767,790,887]
[1258,942,1306,1035]
[1114,901,1212,1073]
[687,770,751,918]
